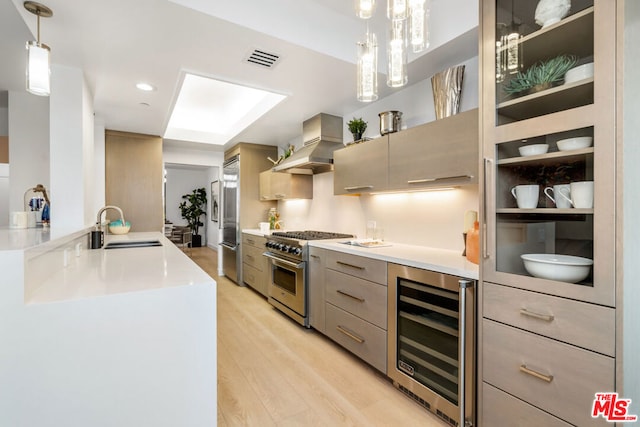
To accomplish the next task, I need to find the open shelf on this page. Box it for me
[497,208,593,215]
[498,147,594,166]
[498,78,594,122]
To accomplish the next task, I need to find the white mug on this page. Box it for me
[9,211,28,229]
[511,184,539,209]
[544,184,571,209]
[559,181,594,208]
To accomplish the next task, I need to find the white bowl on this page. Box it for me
[518,144,549,157]
[521,254,593,283]
[109,220,131,235]
[564,62,594,84]
[556,136,593,151]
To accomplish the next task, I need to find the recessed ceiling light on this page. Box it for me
[164,73,287,145]
[136,82,156,92]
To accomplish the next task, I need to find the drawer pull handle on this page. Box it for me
[247,239,254,244]
[337,289,365,303]
[407,175,472,184]
[336,325,365,344]
[310,254,320,259]
[520,308,554,322]
[344,185,374,191]
[519,365,554,383]
[247,254,254,260]
[336,261,365,270]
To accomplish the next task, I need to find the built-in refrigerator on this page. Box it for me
[221,155,240,284]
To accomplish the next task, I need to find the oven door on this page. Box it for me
[264,252,306,319]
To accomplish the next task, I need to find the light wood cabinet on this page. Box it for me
[259,170,312,200]
[479,1,619,424]
[105,130,163,232]
[388,109,479,190]
[333,136,388,195]
[241,232,269,296]
[319,248,388,373]
[334,110,479,195]
[308,246,327,333]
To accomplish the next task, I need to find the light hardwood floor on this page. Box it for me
[189,246,447,427]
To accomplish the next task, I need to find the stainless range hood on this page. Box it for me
[273,113,343,174]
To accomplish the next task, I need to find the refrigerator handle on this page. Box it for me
[459,279,474,427]
[220,242,237,251]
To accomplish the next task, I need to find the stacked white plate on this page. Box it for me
[564,62,594,84]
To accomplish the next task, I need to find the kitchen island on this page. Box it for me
[0,229,217,427]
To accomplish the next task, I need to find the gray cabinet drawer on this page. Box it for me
[243,262,267,296]
[325,269,387,329]
[242,244,265,271]
[483,319,614,427]
[242,233,266,247]
[326,251,387,285]
[325,303,387,373]
[482,382,572,427]
[483,282,615,356]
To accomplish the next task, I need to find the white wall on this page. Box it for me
[0,105,8,227]
[278,173,478,251]
[49,65,94,231]
[0,106,7,134]
[165,165,211,245]
[8,91,49,213]
[623,0,640,407]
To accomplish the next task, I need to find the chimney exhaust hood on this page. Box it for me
[273,113,343,174]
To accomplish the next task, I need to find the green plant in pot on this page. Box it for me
[503,54,578,96]
[179,187,207,247]
[347,117,367,142]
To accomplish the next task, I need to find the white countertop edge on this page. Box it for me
[309,240,479,280]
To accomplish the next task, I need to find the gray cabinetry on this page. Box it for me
[242,232,269,297]
[333,136,388,195]
[479,1,618,425]
[259,170,312,200]
[388,109,479,190]
[308,246,327,333]
[320,249,388,373]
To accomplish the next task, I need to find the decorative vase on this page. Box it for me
[535,0,571,28]
[431,65,465,120]
[352,132,363,142]
[192,234,202,248]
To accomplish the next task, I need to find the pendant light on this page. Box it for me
[357,30,378,102]
[496,1,522,82]
[387,0,408,20]
[354,0,376,20]
[387,19,407,88]
[409,0,430,53]
[24,1,53,97]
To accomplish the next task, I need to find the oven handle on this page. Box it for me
[262,252,305,269]
[459,279,474,427]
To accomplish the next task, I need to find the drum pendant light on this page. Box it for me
[24,1,53,97]
[354,0,376,19]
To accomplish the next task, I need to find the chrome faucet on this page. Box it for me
[96,205,126,230]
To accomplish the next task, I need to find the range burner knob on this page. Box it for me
[291,247,302,255]
[282,245,290,252]
[277,243,286,251]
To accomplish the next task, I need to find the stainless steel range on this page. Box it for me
[263,230,353,327]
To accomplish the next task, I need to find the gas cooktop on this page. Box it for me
[270,230,354,241]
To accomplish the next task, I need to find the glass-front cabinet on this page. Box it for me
[480,1,619,425]
[482,0,616,307]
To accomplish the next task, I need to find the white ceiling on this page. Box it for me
[1,0,478,152]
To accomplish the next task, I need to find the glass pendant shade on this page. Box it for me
[355,0,376,19]
[506,27,523,74]
[387,19,407,88]
[409,0,430,53]
[387,0,408,20]
[26,41,51,96]
[357,32,378,102]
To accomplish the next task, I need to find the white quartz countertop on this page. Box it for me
[28,232,215,304]
[243,228,274,237]
[309,240,479,280]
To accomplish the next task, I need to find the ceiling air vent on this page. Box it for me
[244,49,281,69]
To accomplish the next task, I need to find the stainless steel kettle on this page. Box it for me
[378,111,402,135]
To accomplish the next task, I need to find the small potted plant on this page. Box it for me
[179,187,207,247]
[347,117,367,142]
[503,54,577,97]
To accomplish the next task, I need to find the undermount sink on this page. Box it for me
[104,240,162,249]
